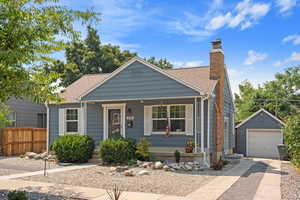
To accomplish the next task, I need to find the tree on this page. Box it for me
[0,104,12,128]
[47,26,173,87]
[235,66,300,121]
[145,56,173,69]
[284,113,300,167]
[0,0,99,102]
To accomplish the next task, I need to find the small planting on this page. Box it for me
[174,150,181,163]
[211,158,224,170]
[185,140,195,153]
[51,134,95,163]
[135,138,151,161]
[8,190,28,200]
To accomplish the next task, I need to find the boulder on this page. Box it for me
[34,154,42,160]
[137,160,143,166]
[138,170,150,175]
[142,162,152,168]
[124,170,134,176]
[110,166,128,173]
[154,161,163,169]
[40,152,48,159]
[163,165,170,171]
[25,152,37,159]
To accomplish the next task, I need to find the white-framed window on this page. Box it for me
[66,109,79,133]
[151,105,186,133]
[7,112,16,127]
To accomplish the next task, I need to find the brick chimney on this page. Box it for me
[210,39,225,162]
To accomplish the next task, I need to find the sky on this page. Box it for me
[57,0,300,94]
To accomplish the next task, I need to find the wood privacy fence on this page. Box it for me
[0,127,46,156]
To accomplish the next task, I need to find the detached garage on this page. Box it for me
[236,109,285,159]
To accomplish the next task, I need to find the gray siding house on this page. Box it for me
[4,98,47,128]
[47,40,235,162]
[235,108,284,158]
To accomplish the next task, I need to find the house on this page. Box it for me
[47,39,235,162]
[4,98,47,128]
[235,108,285,159]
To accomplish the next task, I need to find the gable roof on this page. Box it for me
[59,57,219,103]
[235,108,285,128]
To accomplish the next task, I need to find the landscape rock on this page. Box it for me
[25,152,37,159]
[163,165,170,171]
[138,170,150,175]
[137,160,143,166]
[124,169,134,176]
[34,154,42,160]
[142,162,152,168]
[40,152,48,159]
[154,161,163,169]
[110,166,128,173]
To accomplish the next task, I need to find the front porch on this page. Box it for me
[149,147,204,162]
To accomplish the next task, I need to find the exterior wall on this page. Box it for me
[4,98,46,128]
[82,61,200,101]
[209,90,217,153]
[236,111,282,155]
[224,71,235,151]
[48,98,202,148]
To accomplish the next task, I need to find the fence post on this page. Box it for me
[31,128,34,152]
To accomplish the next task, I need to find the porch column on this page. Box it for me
[194,98,197,153]
[207,98,210,150]
[201,97,205,152]
[84,101,87,135]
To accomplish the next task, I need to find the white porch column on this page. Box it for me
[201,98,205,152]
[207,98,210,150]
[194,98,197,153]
[84,102,87,135]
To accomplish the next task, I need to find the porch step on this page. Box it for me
[150,152,204,162]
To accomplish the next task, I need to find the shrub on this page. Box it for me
[8,190,28,200]
[135,138,151,161]
[174,150,180,163]
[284,113,300,167]
[211,158,224,170]
[98,138,136,164]
[52,134,95,163]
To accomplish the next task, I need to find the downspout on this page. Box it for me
[46,103,49,152]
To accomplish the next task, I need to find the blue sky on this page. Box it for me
[58,0,300,94]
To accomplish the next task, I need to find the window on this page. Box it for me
[37,113,47,128]
[66,109,78,132]
[152,105,186,133]
[152,106,168,132]
[170,105,185,132]
[7,112,16,127]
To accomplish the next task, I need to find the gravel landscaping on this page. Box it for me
[0,157,63,176]
[281,162,300,200]
[20,160,240,196]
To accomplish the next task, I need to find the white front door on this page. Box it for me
[247,129,283,158]
[102,104,126,139]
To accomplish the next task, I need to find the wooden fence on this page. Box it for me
[0,127,46,156]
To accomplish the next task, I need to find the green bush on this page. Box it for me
[284,113,300,167]
[52,134,95,163]
[174,150,181,163]
[98,138,136,164]
[135,138,151,161]
[8,190,28,200]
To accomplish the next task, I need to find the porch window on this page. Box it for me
[66,109,78,133]
[152,106,168,132]
[170,105,185,132]
[151,105,186,133]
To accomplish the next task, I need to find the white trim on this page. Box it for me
[194,98,197,153]
[200,98,204,153]
[207,99,210,150]
[235,108,285,129]
[46,104,49,152]
[79,57,203,100]
[102,103,126,139]
[246,128,283,157]
[84,102,87,135]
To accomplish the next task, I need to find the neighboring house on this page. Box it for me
[4,98,47,128]
[235,108,285,159]
[47,39,235,162]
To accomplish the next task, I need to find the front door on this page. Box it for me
[108,109,121,138]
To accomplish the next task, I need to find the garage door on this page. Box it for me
[247,129,283,158]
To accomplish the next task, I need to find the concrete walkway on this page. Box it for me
[253,158,281,200]
[0,164,96,180]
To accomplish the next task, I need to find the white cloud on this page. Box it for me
[172,60,204,68]
[276,0,298,15]
[207,0,270,31]
[282,34,300,45]
[244,50,268,65]
[274,52,300,67]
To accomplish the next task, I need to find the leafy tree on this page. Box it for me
[284,113,300,167]
[0,104,12,128]
[235,66,300,121]
[0,0,99,102]
[145,56,173,69]
[47,26,173,87]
